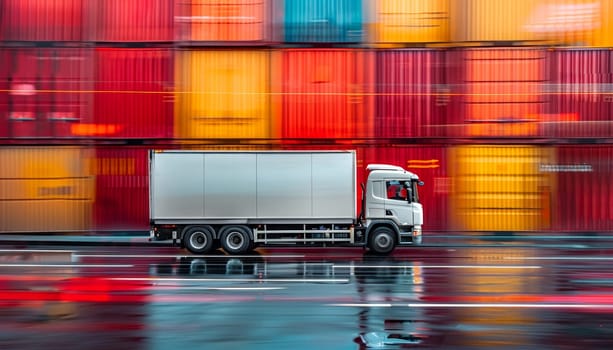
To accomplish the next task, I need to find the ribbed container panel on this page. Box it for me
[177,0,276,43]
[551,146,613,232]
[0,48,94,139]
[0,0,84,41]
[175,49,271,139]
[93,48,174,139]
[375,49,449,138]
[366,0,450,44]
[450,0,613,46]
[450,145,554,232]
[450,48,546,137]
[0,146,94,233]
[283,0,363,43]
[92,147,150,231]
[91,0,174,42]
[542,49,613,138]
[278,49,375,140]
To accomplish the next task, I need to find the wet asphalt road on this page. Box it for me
[1,238,613,349]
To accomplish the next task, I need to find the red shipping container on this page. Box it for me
[276,49,375,140]
[92,147,150,232]
[91,0,174,42]
[375,49,450,138]
[0,48,94,139]
[0,0,84,41]
[0,51,9,138]
[364,145,450,233]
[93,48,174,139]
[551,146,613,232]
[543,49,613,138]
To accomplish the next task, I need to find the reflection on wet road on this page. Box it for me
[1,244,613,349]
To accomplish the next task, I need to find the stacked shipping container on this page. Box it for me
[93,48,174,139]
[450,0,613,46]
[0,147,94,233]
[366,0,450,44]
[375,49,449,138]
[550,146,613,232]
[278,49,375,140]
[543,49,613,138]
[176,0,278,44]
[450,146,554,232]
[283,0,363,43]
[90,0,174,42]
[452,48,546,137]
[0,48,94,139]
[0,0,85,42]
[175,49,271,139]
[92,147,150,231]
[2,0,613,234]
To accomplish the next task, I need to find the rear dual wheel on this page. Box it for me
[183,226,214,254]
[220,226,253,255]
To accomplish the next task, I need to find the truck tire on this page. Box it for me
[220,226,252,254]
[368,226,396,255]
[183,226,215,254]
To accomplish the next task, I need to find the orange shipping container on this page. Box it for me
[177,0,276,43]
[366,0,450,44]
[454,48,546,137]
[0,147,94,233]
[450,0,613,46]
[175,49,272,139]
[277,49,375,140]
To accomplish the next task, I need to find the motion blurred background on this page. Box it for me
[1,0,612,235]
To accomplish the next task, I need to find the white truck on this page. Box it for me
[149,150,423,255]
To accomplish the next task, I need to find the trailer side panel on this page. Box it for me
[150,151,356,222]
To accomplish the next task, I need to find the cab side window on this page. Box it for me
[386,181,407,201]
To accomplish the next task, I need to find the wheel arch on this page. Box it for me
[365,220,400,243]
[218,225,254,240]
[181,225,216,241]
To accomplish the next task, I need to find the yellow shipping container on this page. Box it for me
[457,176,543,194]
[0,147,94,233]
[456,192,543,209]
[367,0,450,44]
[175,49,272,139]
[450,146,553,232]
[450,0,613,46]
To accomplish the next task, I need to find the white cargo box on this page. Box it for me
[150,150,357,224]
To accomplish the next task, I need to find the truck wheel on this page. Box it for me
[220,226,252,254]
[184,226,214,254]
[369,227,396,255]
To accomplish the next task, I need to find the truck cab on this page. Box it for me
[362,164,423,254]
